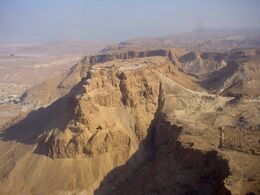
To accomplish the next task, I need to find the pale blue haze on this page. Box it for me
[0,0,259,42]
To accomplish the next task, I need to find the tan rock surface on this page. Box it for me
[0,48,259,195]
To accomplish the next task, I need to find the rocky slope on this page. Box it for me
[0,48,259,195]
[177,51,228,77]
[195,48,260,97]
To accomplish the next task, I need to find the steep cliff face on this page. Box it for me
[89,49,178,65]
[196,49,260,97]
[94,61,260,195]
[0,49,259,195]
[0,55,196,194]
[177,49,260,100]
[39,55,197,160]
[98,120,231,195]
[178,51,228,77]
[95,78,233,195]
[42,59,163,159]
[19,49,179,110]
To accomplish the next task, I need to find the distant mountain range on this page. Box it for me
[102,28,260,52]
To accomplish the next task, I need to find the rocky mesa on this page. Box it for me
[0,48,259,195]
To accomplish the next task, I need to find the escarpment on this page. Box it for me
[177,51,229,77]
[0,48,259,195]
[94,73,233,195]
[177,49,254,79]
[177,49,260,100]
[97,118,231,195]
[32,50,198,160]
[40,56,181,159]
[18,49,177,110]
[38,55,237,193]
[89,49,177,65]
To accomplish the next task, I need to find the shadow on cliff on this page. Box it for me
[0,79,85,154]
[95,116,231,195]
[198,61,239,91]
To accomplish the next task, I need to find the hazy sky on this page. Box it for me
[0,0,260,43]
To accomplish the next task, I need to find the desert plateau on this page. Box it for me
[0,1,259,195]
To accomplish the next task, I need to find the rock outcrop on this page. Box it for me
[19,49,178,111]
[89,49,176,65]
[178,51,228,78]
[37,53,196,159]
[0,48,259,195]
